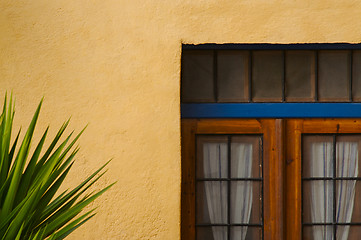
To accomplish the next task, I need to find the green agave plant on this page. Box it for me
[0,94,114,240]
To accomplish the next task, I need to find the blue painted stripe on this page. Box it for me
[181,103,361,118]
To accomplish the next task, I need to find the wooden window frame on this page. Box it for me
[286,119,361,240]
[182,118,361,240]
[181,44,361,240]
[181,119,284,240]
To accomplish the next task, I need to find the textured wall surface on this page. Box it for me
[1,0,361,239]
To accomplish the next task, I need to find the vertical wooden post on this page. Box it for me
[181,119,197,240]
[262,119,284,240]
[285,119,303,240]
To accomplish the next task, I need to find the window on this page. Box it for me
[182,119,283,240]
[181,44,361,240]
[181,45,361,103]
[196,135,263,240]
[182,119,361,240]
[286,119,361,240]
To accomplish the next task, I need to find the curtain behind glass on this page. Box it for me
[309,141,358,240]
[231,143,253,240]
[336,142,358,240]
[310,142,334,239]
[202,142,253,240]
[203,143,228,240]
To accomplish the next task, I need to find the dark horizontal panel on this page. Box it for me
[181,103,361,118]
[183,43,361,50]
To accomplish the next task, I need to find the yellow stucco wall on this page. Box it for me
[1,0,361,239]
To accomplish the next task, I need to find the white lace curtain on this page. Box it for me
[309,141,358,240]
[203,142,253,240]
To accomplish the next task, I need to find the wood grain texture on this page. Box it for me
[261,119,284,240]
[196,119,262,134]
[285,119,303,240]
[181,119,197,240]
[302,119,361,133]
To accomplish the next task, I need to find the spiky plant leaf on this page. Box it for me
[0,95,114,239]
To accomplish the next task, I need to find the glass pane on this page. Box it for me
[196,182,228,224]
[318,50,350,102]
[351,181,361,223]
[285,51,315,101]
[352,50,361,101]
[252,51,283,102]
[303,180,334,224]
[218,50,249,102]
[344,226,361,240]
[335,180,361,223]
[230,181,262,224]
[197,136,228,179]
[302,226,334,240]
[230,226,262,240]
[303,136,334,178]
[182,50,214,102]
[336,136,361,178]
[231,136,262,178]
[197,227,227,240]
